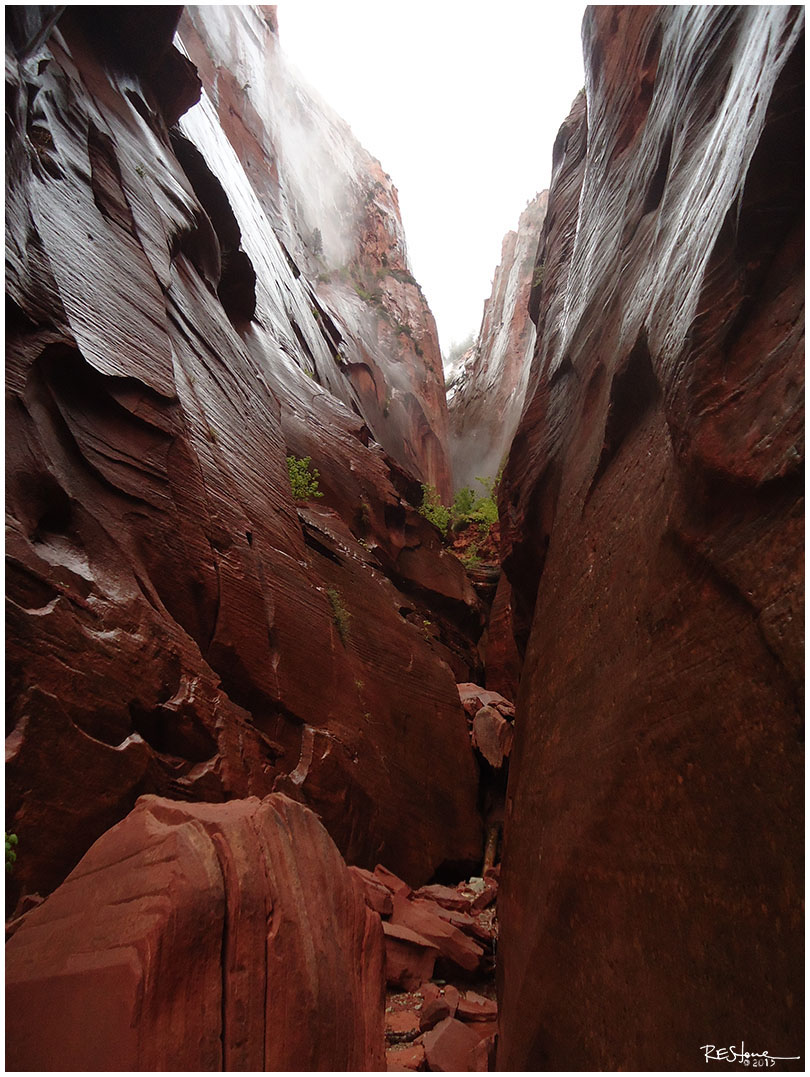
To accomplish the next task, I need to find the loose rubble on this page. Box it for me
[355,862,500,1070]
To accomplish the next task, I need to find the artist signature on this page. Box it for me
[701,1044,801,1067]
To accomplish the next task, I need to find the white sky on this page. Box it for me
[276,2,586,358]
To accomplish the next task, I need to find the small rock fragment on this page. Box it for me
[386,1041,426,1071]
[419,996,452,1033]
[386,1010,421,1043]
[457,992,498,1022]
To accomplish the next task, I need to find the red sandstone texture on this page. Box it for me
[447,191,547,492]
[5,7,482,906]
[6,794,385,1071]
[497,6,804,1071]
[178,7,452,502]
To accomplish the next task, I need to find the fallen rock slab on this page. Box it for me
[457,683,515,720]
[383,922,439,990]
[471,706,514,767]
[387,1041,426,1071]
[419,996,453,1032]
[375,864,413,897]
[469,1033,497,1071]
[414,883,473,912]
[420,982,459,1015]
[392,894,484,973]
[5,794,385,1071]
[457,992,498,1022]
[350,865,395,916]
[422,1017,480,1071]
[386,1010,422,1044]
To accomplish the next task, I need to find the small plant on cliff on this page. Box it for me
[460,544,481,570]
[326,587,351,644]
[286,455,324,500]
[6,832,18,873]
[418,483,450,535]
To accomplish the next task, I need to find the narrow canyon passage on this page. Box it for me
[5,5,804,1074]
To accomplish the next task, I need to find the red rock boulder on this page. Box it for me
[382,922,439,991]
[422,1017,480,1072]
[5,794,385,1071]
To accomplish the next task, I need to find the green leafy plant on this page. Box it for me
[452,486,476,519]
[6,832,18,873]
[418,483,450,535]
[450,472,501,534]
[286,455,324,500]
[327,587,351,644]
[460,544,481,569]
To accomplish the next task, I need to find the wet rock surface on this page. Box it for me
[447,192,548,491]
[497,6,804,1071]
[6,794,386,1071]
[6,5,482,905]
[379,869,500,1071]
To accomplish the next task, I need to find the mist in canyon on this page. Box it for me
[5,4,804,1073]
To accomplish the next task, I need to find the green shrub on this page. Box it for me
[461,544,481,569]
[326,587,351,643]
[6,832,18,873]
[419,484,450,535]
[286,455,323,500]
[450,473,500,534]
[452,486,476,519]
[469,495,498,531]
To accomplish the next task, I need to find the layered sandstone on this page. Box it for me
[177,6,452,501]
[498,6,804,1071]
[6,794,386,1071]
[5,6,481,905]
[447,191,547,491]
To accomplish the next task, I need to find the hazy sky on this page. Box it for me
[276,2,586,358]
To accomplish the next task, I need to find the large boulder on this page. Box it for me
[497,6,804,1071]
[6,794,385,1071]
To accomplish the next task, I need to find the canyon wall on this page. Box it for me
[6,5,481,906]
[447,191,547,492]
[177,6,453,502]
[497,6,804,1071]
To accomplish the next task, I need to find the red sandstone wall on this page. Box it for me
[5,7,481,904]
[497,6,804,1070]
[447,191,547,492]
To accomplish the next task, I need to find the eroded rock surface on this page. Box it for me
[447,191,547,491]
[6,794,385,1071]
[497,6,804,1071]
[6,6,481,903]
[178,6,453,501]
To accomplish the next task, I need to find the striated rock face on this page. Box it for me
[6,794,386,1071]
[6,6,481,902]
[447,191,547,491]
[177,6,452,502]
[497,6,804,1071]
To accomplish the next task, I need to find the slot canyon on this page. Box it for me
[5,5,804,1072]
